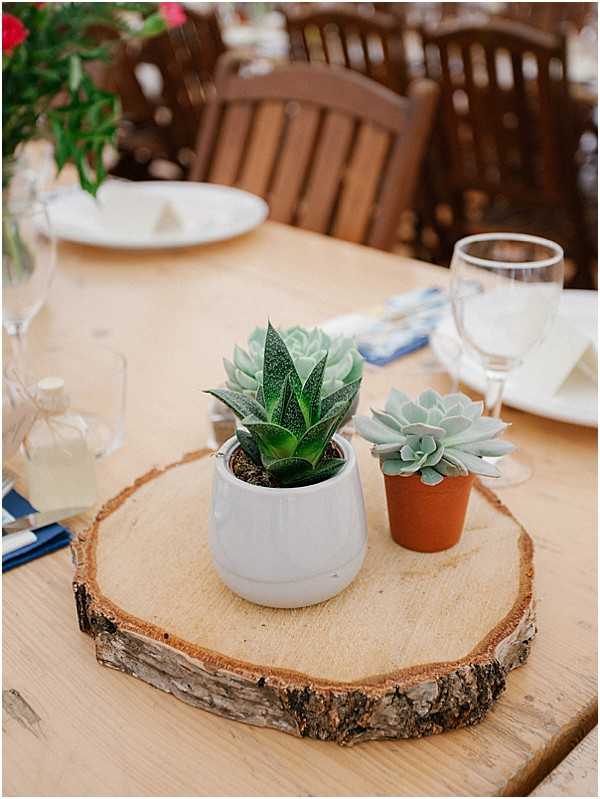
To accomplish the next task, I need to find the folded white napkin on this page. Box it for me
[97,185,184,237]
[513,316,597,396]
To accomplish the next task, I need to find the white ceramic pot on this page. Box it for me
[208,434,368,608]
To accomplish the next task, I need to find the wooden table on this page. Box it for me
[3,222,597,796]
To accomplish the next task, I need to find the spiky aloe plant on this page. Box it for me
[224,325,363,399]
[207,322,361,488]
[355,389,514,486]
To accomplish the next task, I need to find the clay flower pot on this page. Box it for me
[383,472,475,553]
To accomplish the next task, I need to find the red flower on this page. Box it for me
[2,13,28,54]
[159,2,186,29]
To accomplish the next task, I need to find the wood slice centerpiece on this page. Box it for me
[72,445,536,746]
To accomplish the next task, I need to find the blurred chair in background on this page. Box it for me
[497,2,596,34]
[107,8,225,181]
[191,55,438,251]
[421,18,596,287]
[285,4,410,93]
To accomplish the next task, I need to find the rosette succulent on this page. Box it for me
[355,389,514,486]
[207,322,361,488]
[224,325,363,399]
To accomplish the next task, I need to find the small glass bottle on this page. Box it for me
[24,377,97,510]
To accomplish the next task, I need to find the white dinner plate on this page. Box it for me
[43,181,269,249]
[430,290,598,427]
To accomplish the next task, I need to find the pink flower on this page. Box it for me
[2,13,28,54]
[159,3,186,29]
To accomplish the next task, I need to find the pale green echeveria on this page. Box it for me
[224,325,363,400]
[355,388,515,486]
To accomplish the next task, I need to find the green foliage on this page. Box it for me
[2,2,168,194]
[355,389,514,486]
[224,324,363,400]
[207,322,361,488]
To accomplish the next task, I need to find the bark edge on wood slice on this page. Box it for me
[72,449,536,746]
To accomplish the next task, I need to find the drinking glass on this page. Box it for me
[3,201,57,368]
[450,233,564,486]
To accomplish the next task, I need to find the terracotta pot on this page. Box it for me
[383,472,475,553]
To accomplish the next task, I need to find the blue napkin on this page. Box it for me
[356,287,450,366]
[2,490,72,573]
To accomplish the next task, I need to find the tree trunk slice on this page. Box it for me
[72,446,536,746]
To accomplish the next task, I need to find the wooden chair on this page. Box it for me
[421,18,596,287]
[191,57,438,252]
[285,5,410,94]
[498,3,597,34]
[107,8,225,180]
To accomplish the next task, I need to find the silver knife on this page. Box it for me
[2,506,88,535]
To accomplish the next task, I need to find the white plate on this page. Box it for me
[431,290,598,427]
[43,181,269,249]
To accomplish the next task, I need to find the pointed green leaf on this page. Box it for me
[280,386,307,438]
[236,429,261,466]
[205,388,267,422]
[266,457,312,482]
[262,322,302,415]
[270,373,291,425]
[280,457,346,487]
[295,401,347,464]
[300,354,327,424]
[243,419,298,459]
[321,377,361,417]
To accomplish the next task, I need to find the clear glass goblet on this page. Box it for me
[3,201,57,369]
[450,233,564,487]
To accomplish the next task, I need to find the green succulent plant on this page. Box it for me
[224,325,363,399]
[207,322,362,488]
[355,389,514,486]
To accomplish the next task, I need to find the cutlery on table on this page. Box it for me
[2,506,87,557]
[2,506,87,535]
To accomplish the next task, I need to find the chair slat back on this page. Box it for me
[285,6,409,94]
[422,19,574,205]
[192,59,438,251]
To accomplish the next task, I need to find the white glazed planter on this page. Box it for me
[208,434,368,608]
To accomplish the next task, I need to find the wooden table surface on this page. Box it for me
[3,222,597,797]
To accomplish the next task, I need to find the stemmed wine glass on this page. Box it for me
[3,200,57,371]
[450,233,564,487]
